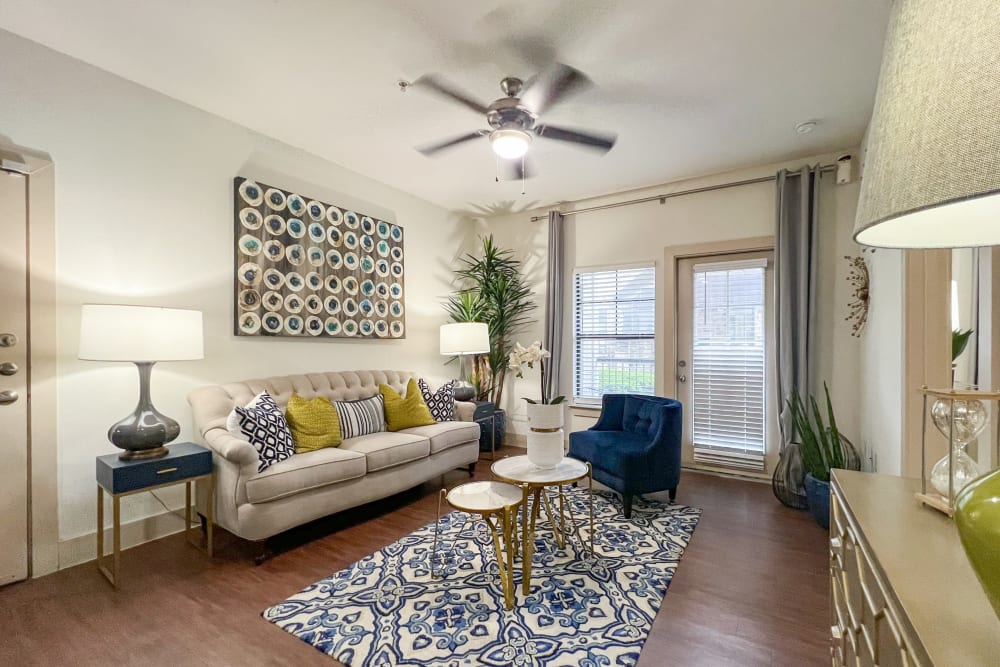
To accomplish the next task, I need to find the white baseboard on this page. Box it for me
[57,508,188,571]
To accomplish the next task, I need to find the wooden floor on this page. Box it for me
[0,447,830,666]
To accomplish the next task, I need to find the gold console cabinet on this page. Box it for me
[830,470,1000,666]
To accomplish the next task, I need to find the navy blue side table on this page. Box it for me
[96,442,214,587]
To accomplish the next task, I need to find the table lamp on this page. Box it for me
[851,0,1000,617]
[440,322,490,401]
[79,304,204,460]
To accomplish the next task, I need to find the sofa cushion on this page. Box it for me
[285,393,342,453]
[233,392,296,473]
[245,447,366,504]
[334,395,386,439]
[340,431,430,472]
[418,378,456,421]
[398,421,481,454]
[379,378,436,431]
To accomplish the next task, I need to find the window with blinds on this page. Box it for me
[691,258,767,471]
[573,265,655,402]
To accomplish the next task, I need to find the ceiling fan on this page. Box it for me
[412,63,617,175]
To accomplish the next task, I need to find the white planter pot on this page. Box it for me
[526,402,565,469]
[527,403,564,430]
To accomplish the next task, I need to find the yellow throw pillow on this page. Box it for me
[285,393,342,453]
[379,378,436,432]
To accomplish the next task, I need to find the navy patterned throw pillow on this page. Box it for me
[418,379,455,422]
[334,395,386,440]
[234,391,295,473]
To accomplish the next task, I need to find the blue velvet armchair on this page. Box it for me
[568,394,683,518]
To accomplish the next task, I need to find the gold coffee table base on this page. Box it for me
[432,481,524,610]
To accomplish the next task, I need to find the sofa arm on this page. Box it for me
[455,401,476,422]
[203,427,259,467]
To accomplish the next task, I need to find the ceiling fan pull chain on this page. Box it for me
[521,156,526,195]
[495,154,500,183]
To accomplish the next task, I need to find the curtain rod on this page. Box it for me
[528,164,838,222]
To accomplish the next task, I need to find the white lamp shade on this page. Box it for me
[854,0,1000,248]
[79,304,204,362]
[440,322,490,355]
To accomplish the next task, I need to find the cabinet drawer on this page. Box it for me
[96,442,212,494]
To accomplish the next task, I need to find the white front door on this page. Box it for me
[0,168,30,585]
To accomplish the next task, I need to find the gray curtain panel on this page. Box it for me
[543,211,565,402]
[775,166,821,448]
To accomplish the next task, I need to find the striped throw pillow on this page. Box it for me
[334,395,386,440]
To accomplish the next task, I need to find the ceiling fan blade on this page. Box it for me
[534,124,616,153]
[519,63,592,114]
[417,130,487,156]
[414,75,490,115]
[497,156,536,182]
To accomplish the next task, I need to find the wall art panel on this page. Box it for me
[233,177,405,339]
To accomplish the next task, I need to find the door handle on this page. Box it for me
[0,362,17,376]
[677,374,687,383]
[0,389,18,405]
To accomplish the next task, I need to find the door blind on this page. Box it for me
[690,258,767,471]
[573,265,655,401]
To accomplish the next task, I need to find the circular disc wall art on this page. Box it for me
[233,177,405,339]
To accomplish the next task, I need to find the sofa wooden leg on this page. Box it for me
[623,494,633,519]
[669,487,677,502]
[467,462,476,477]
[253,542,273,566]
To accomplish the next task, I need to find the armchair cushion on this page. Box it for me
[568,430,650,479]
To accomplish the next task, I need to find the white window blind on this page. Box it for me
[573,265,655,401]
[691,258,767,471]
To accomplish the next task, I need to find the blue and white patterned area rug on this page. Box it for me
[262,487,701,667]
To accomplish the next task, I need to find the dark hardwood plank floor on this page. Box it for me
[0,447,829,666]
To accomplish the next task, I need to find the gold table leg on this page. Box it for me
[206,473,214,558]
[521,484,532,595]
[541,488,565,548]
[484,513,514,609]
[588,463,595,555]
[431,488,447,579]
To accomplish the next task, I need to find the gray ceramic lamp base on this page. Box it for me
[108,362,179,461]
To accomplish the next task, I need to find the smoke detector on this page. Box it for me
[795,120,819,135]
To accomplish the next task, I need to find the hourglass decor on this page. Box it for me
[916,386,1000,516]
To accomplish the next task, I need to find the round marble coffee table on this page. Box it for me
[491,455,594,594]
[432,480,523,609]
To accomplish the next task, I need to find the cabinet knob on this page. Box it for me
[0,389,19,405]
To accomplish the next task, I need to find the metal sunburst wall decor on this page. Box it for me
[844,249,873,337]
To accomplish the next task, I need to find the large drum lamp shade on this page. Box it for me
[854,0,1000,248]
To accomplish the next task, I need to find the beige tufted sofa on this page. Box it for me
[188,370,480,544]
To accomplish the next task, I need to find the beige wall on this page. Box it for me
[0,31,466,569]
[471,150,864,449]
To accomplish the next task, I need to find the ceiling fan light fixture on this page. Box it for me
[489,128,532,159]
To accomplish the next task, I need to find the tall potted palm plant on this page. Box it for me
[444,235,536,448]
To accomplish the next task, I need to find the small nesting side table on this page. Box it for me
[96,442,214,587]
[432,480,524,609]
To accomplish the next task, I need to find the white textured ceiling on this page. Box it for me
[0,0,890,212]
